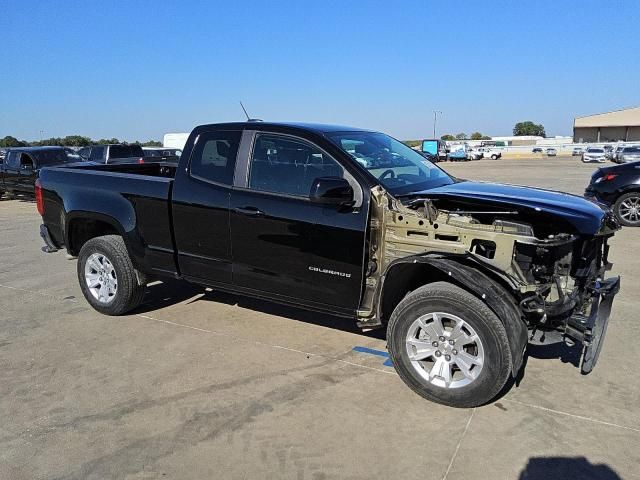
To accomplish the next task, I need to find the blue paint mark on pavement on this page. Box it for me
[352,346,394,367]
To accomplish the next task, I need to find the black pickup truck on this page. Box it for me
[37,122,620,407]
[1,146,71,197]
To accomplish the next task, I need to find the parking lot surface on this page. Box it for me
[1,156,639,479]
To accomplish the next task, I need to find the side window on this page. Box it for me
[20,153,34,168]
[249,134,344,197]
[89,146,105,161]
[6,151,18,169]
[78,147,90,159]
[189,130,241,185]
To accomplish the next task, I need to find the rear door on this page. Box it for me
[229,131,368,313]
[171,129,242,284]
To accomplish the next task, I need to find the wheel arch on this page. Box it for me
[376,255,528,376]
[65,212,128,257]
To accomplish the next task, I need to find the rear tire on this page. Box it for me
[387,282,512,408]
[613,192,640,227]
[77,235,146,315]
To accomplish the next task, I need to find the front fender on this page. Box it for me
[378,255,528,376]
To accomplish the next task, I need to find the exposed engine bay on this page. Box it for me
[358,186,620,373]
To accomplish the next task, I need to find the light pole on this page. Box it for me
[39,130,44,142]
[432,111,442,139]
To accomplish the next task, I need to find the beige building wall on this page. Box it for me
[573,107,640,142]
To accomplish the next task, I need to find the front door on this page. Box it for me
[172,129,242,284]
[230,133,368,312]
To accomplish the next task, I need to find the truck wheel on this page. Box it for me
[387,282,512,408]
[77,235,146,315]
[613,192,640,227]
[491,154,498,160]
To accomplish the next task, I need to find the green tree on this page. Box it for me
[142,140,162,147]
[455,132,467,140]
[481,135,491,140]
[440,134,455,141]
[513,121,546,137]
[61,135,92,147]
[0,136,27,147]
[470,132,483,140]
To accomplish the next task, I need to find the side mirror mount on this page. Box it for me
[309,177,354,207]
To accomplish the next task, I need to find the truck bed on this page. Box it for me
[38,162,178,276]
[58,161,177,178]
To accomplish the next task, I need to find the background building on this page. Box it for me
[574,107,640,142]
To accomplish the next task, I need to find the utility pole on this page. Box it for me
[39,130,44,142]
[432,111,442,139]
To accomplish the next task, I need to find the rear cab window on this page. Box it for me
[109,145,144,159]
[189,130,242,185]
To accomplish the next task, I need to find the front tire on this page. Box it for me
[387,282,512,408]
[77,235,146,315]
[614,192,640,227]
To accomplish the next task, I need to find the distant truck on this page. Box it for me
[447,143,470,161]
[77,144,177,165]
[163,133,190,150]
[78,144,146,164]
[0,147,71,196]
[420,139,447,162]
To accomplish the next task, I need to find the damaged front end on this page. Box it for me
[358,184,620,374]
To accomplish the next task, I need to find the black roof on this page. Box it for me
[194,121,374,134]
[8,146,65,152]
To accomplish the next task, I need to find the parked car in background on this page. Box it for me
[477,147,502,160]
[582,147,607,163]
[0,148,8,163]
[572,147,585,156]
[1,147,70,196]
[142,147,182,163]
[532,147,543,153]
[36,121,620,407]
[585,161,640,226]
[78,144,146,164]
[613,145,625,163]
[618,146,640,164]
[466,148,483,161]
[546,148,557,156]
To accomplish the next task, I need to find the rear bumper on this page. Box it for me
[40,224,59,253]
[565,276,621,374]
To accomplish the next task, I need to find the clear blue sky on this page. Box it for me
[1,0,638,142]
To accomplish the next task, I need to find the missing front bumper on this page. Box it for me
[565,276,621,374]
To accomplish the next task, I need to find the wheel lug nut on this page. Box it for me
[439,336,445,342]
[435,351,442,357]
[449,339,455,345]
[445,354,451,361]
[452,349,458,355]
[432,341,439,347]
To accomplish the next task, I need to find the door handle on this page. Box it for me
[234,206,265,217]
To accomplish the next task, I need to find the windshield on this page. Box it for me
[623,147,640,153]
[327,131,453,195]
[587,148,604,153]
